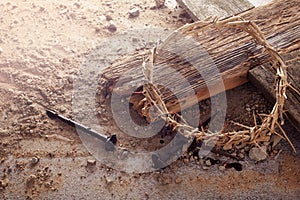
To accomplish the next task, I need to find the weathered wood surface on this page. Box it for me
[177,0,254,21]
[102,0,300,114]
[249,50,300,131]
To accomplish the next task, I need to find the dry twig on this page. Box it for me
[141,16,296,153]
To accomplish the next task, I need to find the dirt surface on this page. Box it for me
[0,0,299,199]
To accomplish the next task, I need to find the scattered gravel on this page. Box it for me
[0,0,299,199]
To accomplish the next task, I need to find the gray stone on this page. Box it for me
[249,146,267,162]
[129,7,140,18]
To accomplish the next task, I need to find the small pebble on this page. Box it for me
[26,174,37,187]
[129,140,136,147]
[202,166,209,170]
[60,106,66,113]
[120,150,129,160]
[129,7,140,18]
[27,99,33,105]
[105,177,113,185]
[249,146,267,162]
[95,27,101,33]
[244,146,250,152]
[74,2,81,8]
[198,159,204,165]
[164,0,178,9]
[44,182,51,188]
[238,153,245,159]
[0,46,3,53]
[174,177,182,184]
[105,15,112,21]
[98,15,106,21]
[87,159,96,166]
[205,159,211,166]
[39,6,45,12]
[102,117,108,122]
[155,0,165,8]
[30,157,39,165]
[0,178,9,188]
[161,176,171,185]
[107,21,117,32]
[218,165,226,171]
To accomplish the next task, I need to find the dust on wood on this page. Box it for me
[96,0,300,158]
[177,0,254,21]
[134,20,297,170]
[102,0,300,114]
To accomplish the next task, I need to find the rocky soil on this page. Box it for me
[0,0,299,199]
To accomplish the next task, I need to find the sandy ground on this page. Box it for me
[0,0,299,199]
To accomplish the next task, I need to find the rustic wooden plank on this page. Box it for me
[177,0,254,21]
[249,50,300,131]
[102,0,300,114]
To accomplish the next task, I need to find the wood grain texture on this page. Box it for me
[177,0,254,21]
[102,0,300,113]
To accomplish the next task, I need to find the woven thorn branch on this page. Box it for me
[141,16,296,154]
